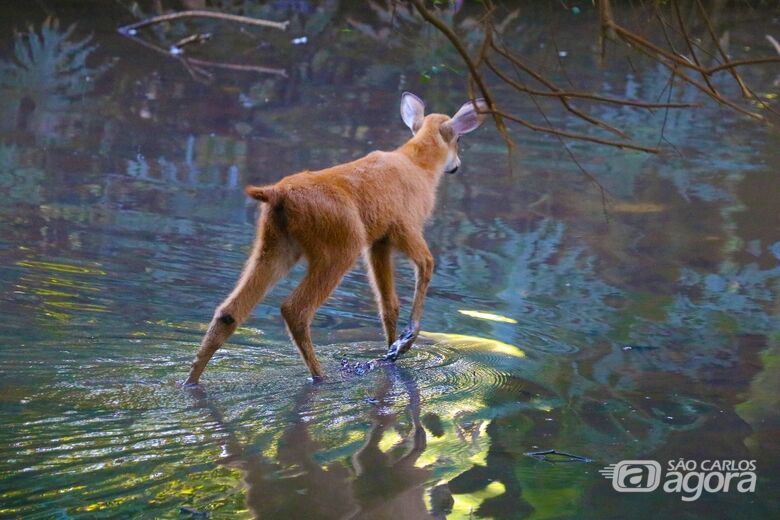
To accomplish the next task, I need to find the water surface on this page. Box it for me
[1,2,779,518]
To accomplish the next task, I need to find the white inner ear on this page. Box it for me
[401,92,425,134]
[448,99,487,135]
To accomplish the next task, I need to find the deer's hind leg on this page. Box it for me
[365,238,399,347]
[185,212,299,386]
[281,250,360,380]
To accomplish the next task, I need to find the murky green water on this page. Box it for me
[1,1,779,518]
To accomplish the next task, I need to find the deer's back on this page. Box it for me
[275,151,435,247]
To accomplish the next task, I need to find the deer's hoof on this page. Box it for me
[385,321,419,361]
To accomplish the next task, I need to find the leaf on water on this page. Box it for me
[458,309,518,324]
[420,331,525,358]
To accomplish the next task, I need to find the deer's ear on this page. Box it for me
[400,92,425,134]
[446,98,488,135]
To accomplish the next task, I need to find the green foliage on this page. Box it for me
[0,17,111,111]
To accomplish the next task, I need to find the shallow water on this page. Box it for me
[1,1,779,518]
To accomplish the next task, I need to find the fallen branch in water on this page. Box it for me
[172,32,212,52]
[117,10,288,81]
[117,9,289,35]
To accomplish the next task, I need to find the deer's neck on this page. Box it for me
[398,131,447,181]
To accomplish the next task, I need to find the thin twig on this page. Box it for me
[526,82,611,219]
[657,66,684,158]
[694,0,750,97]
[614,22,780,78]
[672,0,718,95]
[179,55,213,83]
[705,56,780,74]
[117,9,289,35]
[485,56,628,138]
[118,30,287,78]
[624,34,765,121]
[654,5,720,63]
[492,110,660,153]
[174,32,212,50]
[490,43,697,109]
[598,1,766,121]
[187,56,287,76]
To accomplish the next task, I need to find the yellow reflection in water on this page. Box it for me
[377,429,404,452]
[46,301,108,312]
[16,260,106,275]
[420,331,526,358]
[458,309,518,324]
[450,480,506,519]
[30,288,76,298]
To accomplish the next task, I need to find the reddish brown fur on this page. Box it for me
[184,95,485,384]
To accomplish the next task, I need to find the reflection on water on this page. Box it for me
[0,1,778,518]
[187,366,433,519]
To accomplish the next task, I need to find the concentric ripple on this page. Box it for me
[0,328,543,517]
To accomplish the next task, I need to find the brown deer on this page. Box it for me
[184,92,487,385]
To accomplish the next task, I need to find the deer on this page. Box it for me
[184,92,487,385]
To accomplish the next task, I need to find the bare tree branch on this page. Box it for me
[694,0,750,97]
[493,110,660,153]
[672,0,719,95]
[598,0,775,122]
[706,57,780,74]
[408,0,513,151]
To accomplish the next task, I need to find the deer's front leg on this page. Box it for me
[385,233,433,362]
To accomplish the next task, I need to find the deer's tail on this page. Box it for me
[245,185,281,206]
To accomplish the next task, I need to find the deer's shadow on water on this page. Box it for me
[186,365,447,519]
